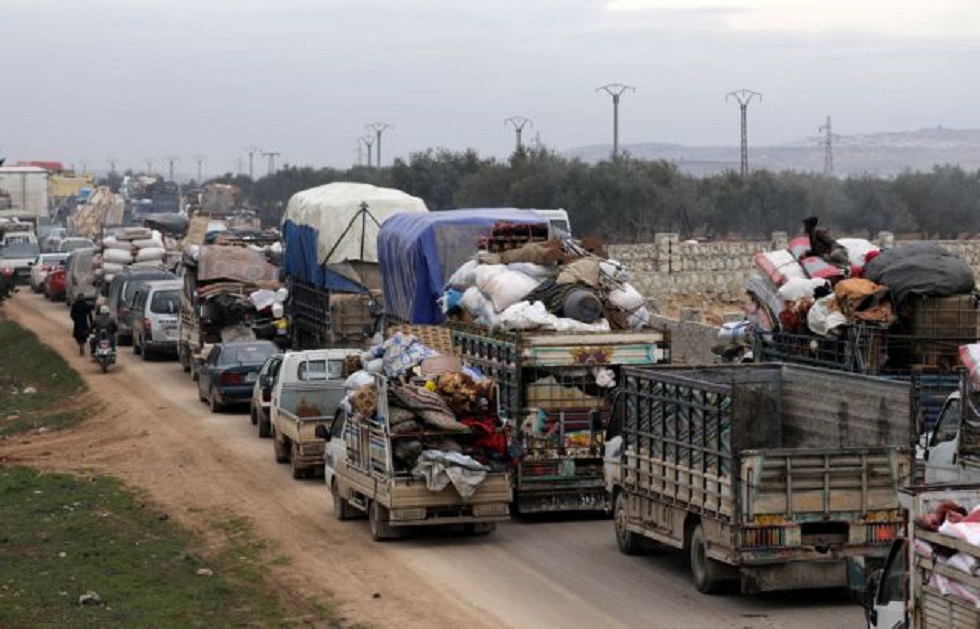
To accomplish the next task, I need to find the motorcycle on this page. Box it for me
[93,330,117,373]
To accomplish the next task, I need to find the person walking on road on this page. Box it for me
[69,297,95,356]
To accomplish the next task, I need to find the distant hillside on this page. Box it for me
[565,127,980,177]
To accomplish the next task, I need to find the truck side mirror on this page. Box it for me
[863,568,882,615]
[259,375,271,389]
[314,425,329,441]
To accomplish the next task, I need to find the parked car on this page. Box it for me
[44,266,67,301]
[130,279,182,360]
[0,242,41,285]
[106,267,177,345]
[251,353,284,437]
[29,253,69,293]
[58,237,96,253]
[197,341,280,413]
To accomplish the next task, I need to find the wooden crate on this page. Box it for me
[386,323,455,355]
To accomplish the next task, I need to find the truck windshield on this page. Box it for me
[297,359,344,381]
[931,400,962,446]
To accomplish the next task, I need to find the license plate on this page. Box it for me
[246,372,257,382]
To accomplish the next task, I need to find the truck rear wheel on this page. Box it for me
[368,500,398,542]
[290,442,307,479]
[331,480,356,521]
[258,413,272,438]
[690,523,725,594]
[273,430,289,463]
[614,492,643,555]
[464,522,495,536]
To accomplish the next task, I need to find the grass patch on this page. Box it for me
[0,466,341,627]
[0,320,91,436]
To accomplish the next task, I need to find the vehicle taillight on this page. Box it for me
[143,318,151,332]
[220,372,245,385]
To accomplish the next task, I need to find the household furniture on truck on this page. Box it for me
[608,363,913,594]
[321,375,512,541]
[451,322,670,514]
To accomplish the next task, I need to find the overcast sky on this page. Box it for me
[3,0,979,176]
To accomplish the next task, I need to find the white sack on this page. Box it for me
[777,278,829,302]
[103,248,134,265]
[132,260,165,268]
[609,282,646,311]
[459,286,496,324]
[837,238,880,268]
[102,236,131,251]
[628,306,650,329]
[102,262,125,275]
[133,237,165,250]
[472,263,506,287]
[478,269,541,313]
[448,259,480,287]
[506,262,554,280]
[807,294,848,336]
[135,247,166,262]
[250,289,278,312]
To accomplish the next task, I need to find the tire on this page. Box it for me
[100,359,108,374]
[290,442,306,479]
[273,430,289,463]
[614,492,643,555]
[198,384,207,403]
[191,361,199,382]
[464,522,495,536]
[258,412,272,439]
[141,346,150,362]
[690,523,725,594]
[178,346,190,372]
[331,480,355,521]
[368,500,398,542]
[133,337,142,356]
[250,406,258,426]
[209,389,222,414]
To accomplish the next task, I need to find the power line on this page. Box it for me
[366,122,393,167]
[726,89,762,177]
[261,151,280,175]
[359,135,374,168]
[192,154,207,181]
[819,116,838,178]
[504,116,533,153]
[595,83,635,160]
[244,145,262,180]
[164,156,180,181]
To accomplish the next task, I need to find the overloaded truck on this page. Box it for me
[177,236,281,378]
[0,166,48,220]
[269,349,360,479]
[281,182,428,350]
[866,483,980,629]
[378,209,670,514]
[608,363,914,594]
[320,374,512,541]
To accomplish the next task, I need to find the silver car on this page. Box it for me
[130,279,182,360]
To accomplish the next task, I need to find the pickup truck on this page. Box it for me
[607,362,913,594]
[270,349,360,479]
[319,374,512,541]
[866,484,980,629]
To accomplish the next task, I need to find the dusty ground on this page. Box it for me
[0,293,494,629]
[1,291,863,629]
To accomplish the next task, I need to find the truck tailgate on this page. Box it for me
[742,447,910,544]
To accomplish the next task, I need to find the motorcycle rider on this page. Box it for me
[89,304,118,356]
[69,296,95,356]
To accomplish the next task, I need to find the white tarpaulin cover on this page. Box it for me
[282,182,427,264]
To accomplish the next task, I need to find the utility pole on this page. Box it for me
[81,161,88,175]
[595,83,635,160]
[192,154,207,182]
[819,115,837,177]
[365,122,392,167]
[360,135,374,168]
[164,156,180,181]
[107,158,118,174]
[355,140,364,167]
[726,89,762,177]
[144,158,154,175]
[261,151,280,175]
[244,145,261,180]
[504,116,533,153]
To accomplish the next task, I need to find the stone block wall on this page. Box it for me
[610,232,980,302]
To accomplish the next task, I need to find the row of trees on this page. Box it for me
[205,148,980,242]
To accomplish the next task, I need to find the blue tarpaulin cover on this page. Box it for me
[281,220,366,293]
[377,209,550,323]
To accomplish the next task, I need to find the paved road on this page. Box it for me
[12,291,864,629]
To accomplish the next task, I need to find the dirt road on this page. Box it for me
[2,291,864,628]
